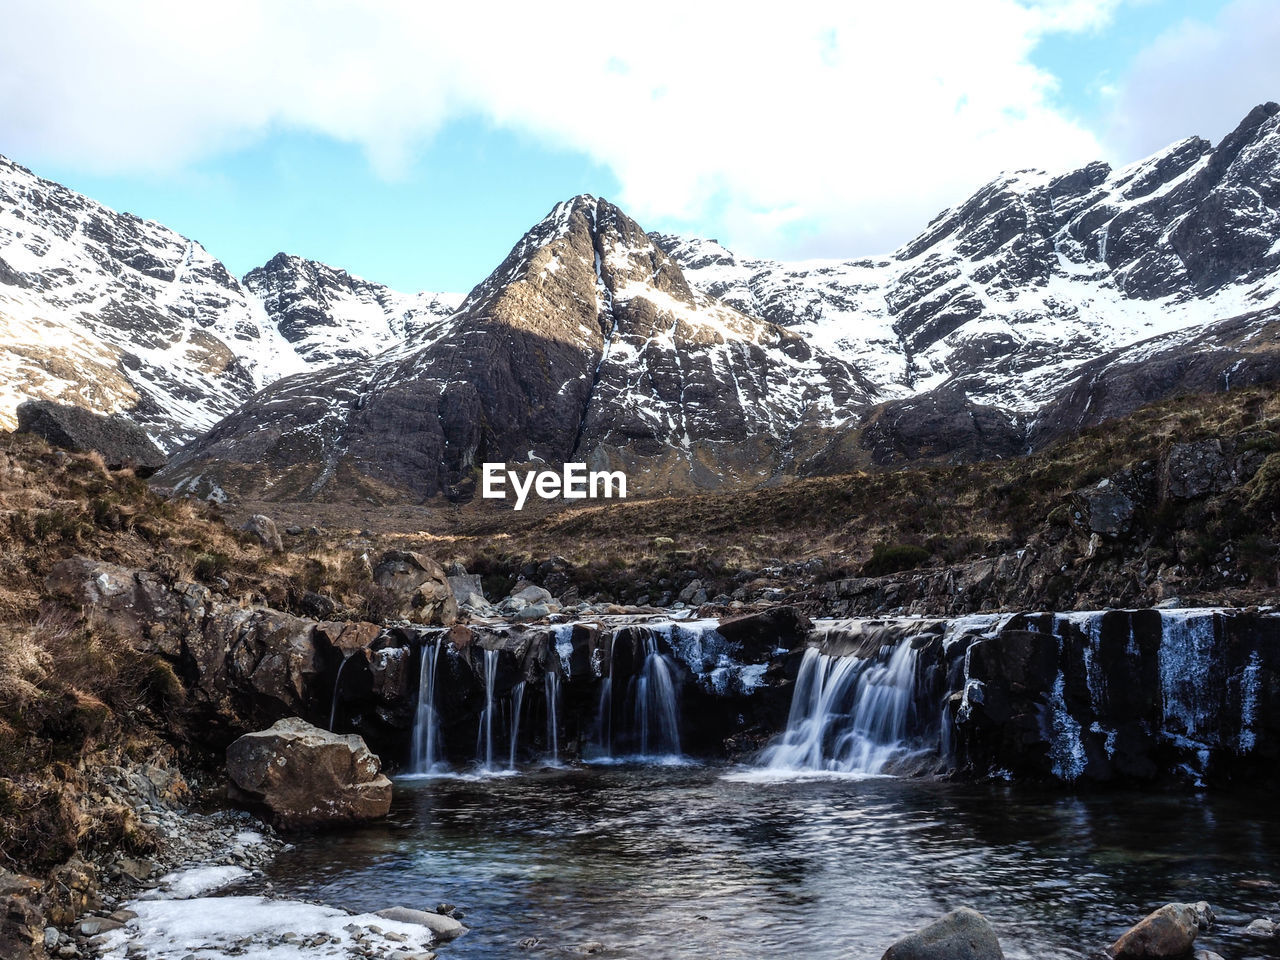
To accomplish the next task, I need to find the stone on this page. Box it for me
[716,606,813,660]
[373,908,467,942]
[1244,918,1276,937]
[514,603,550,621]
[77,917,124,936]
[881,907,1004,960]
[1,890,45,960]
[511,584,554,605]
[1106,903,1202,958]
[372,551,458,626]
[226,717,392,828]
[15,399,167,475]
[241,514,283,552]
[1161,441,1232,500]
[1076,484,1138,537]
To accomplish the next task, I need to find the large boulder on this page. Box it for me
[372,551,458,625]
[16,399,166,475]
[881,907,1004,960]
[226,718,392,828]
[1105,903,1205,959]
[240,514,283,552]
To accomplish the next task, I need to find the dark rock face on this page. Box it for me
[225,717,392,828]
[858,387,1026,466]
[880,907,1004,960]
[161,197,878,500]
[16,399,166,474]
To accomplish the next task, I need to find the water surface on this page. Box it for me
[256,766,1280,959]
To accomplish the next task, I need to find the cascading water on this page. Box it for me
[477,648,499,771]
[632,636,682,757]
[545,671,562,763]
[409,639,445,774]
[509,681,525,770]
[595,630,683,758]
[328,654,351,731]
[763,641,923,775]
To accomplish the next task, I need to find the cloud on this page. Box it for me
[1103,0,1280,161]
[0,0,1120,259]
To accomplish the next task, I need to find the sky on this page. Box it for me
[1,0,1277,295]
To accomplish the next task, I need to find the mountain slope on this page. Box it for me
[159,197,882,500]
[0,155,310,448]
[243,253,462,364]
[657,102,1280,423]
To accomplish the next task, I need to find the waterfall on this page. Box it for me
[595,630,683,758]
[763,641,922,775]
[596,633,617,756]
[477,648,499,771]
[545,671,562,763]
[632,636,682,757]
[509,681,525,770]
[328,654,351,731]
[409,639,445,774]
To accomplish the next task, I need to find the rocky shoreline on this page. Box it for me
[2,753,470,960]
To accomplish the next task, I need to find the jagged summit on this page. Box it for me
[5,105,1280,495]
[161,195,881,500]
[243,252,461,364]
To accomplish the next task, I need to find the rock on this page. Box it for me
[1189,902,1215,931]
[374,907,467,942]
[77,917,124,936]
[514,603,550,621]
[117,857,157,882]
[285,525,304,536]
[372,551,458,625]
[881,907,1004,960]
[299,590,341,620]
[0,887,45,960]
[1244,918,1276,937]
[15,399,167,475]
[511,584,554,605]
[716,606,813,660]
[677,579,704,604]
[240,514,283,552]
[447,574,497,616]
[1075,483,1138,537]
[225,717,392,828]
[577,943,606,956]
[1106,903,1202,959]
[1161,441,1232,500]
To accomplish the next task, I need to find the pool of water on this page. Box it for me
[253,765,1280,959]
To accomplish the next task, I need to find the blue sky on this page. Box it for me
[3,0,1274,295]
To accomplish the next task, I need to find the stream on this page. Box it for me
[252,765,1280,959]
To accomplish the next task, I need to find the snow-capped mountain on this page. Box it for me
[5,103,1280,497]
[0,156,461,448]
[0,156,315,448]
[657,102,1280,424]
[161,197,882,500]
[243,253,462,364]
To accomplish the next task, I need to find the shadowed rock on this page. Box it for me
[16,399,166,475]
